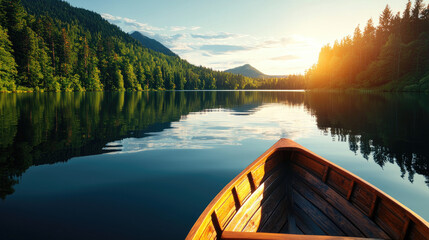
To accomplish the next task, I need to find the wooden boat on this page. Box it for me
[186,139,429,240]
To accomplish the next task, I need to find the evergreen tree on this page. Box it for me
[124,63,141,90]
[136,63,146,89]
[22,26,43,88]
[377,5,393,46]
[0,0,272,92]
[153,66,163,89]
[115,69,124,91]
[0,25,17,90]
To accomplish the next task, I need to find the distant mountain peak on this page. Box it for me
[225,64,267,79]
[130,31,177,57]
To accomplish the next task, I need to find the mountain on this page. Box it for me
[225,64,267,79]
[0,0,257,92]
[130,31,176,57]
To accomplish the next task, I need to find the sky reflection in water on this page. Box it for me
[110,104,316,153]
[0,91,428,239]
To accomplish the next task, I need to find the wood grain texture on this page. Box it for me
[293,189,345,236]
[186,139,429,240]
[293,203,326,235]
[258,194,288,233]
[292,179,364,237]
[292,164,390,239]
[242,182,287,232]
[225,170,284,232]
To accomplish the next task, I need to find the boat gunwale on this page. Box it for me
[186,138,429,239]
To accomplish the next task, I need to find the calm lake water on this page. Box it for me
[1,91,429,239]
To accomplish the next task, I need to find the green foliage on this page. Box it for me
[258,75,306,89]
[307,0,429,92]
[114,69,124,91]
[0,0,278,91]
[0,25,17,91]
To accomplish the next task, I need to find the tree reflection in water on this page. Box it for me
[304,92,429,186]
[0,91,428,199]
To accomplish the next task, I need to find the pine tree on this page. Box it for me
[0,25,17,90]
[412,0,424,19]
[22,26,43,88]
[115,69,124,91]
[124,63,140,90]
[153,66,163,89]
[377,5,393,45]
[136,63,146,89]
[87,66,102,91]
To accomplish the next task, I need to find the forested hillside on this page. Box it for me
[0,0,256,92]
[130,31,177,57]
[306,0,429,92]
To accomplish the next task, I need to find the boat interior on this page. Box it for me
[187,139,429,240]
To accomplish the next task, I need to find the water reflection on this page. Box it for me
[0,91,429,200]
[113,104,315,152]
[0,91,303,198]
[304,92,429,185]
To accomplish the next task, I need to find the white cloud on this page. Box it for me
[105,104,317,153]
[170,26,187,31]
[101,13,321,75]
[101,13,121,21]
[189,26,201,31]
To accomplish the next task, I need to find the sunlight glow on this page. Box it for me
[106,103,317,153]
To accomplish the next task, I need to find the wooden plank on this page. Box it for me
[233,187,242,209]
[368,195,378,219]
[326,169,352,198]
[293,189,345,236]
[349,183,374,216]
[346,181,355,201]
[259,194,288,233]
[322,166,330,183]
[294,203,326,235]
[225,170,284,232]
[400,218,410,240]
[211,211,222,236]
[373,200,406,240]
[187,139,290,240]
[292,152,325,179]
[279,220,295,234]
[285,171,297,235]
[199,221,217,240]
[236,178,252,206]
[187,139,429,240]
[216,193,239,229]
[243,183,288,232]
[248,173,256,192]
[408,222,429,240]
[252,153,282,189]
[292,179,364,237]
[221,231,382,240]
[291,163,389,239]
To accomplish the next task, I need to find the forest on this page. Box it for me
[0,91,305,198]
[0,0,260,92]
[258,75,306,89]
[4,0,429,93]
[305,0,429,92]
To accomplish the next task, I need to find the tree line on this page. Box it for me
[305,0,429,92]
[258,75,305,89]
[0,0,260,92]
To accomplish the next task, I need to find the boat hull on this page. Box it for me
[186,139,429,240]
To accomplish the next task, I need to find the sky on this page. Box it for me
[65,0,409,75]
